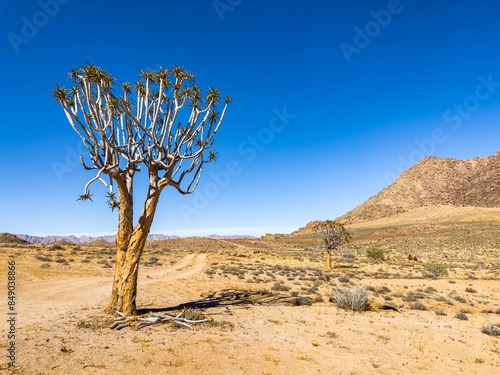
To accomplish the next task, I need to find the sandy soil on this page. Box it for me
[1,215,500,374]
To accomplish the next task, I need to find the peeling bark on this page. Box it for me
[105,175,134,313]
[106,172,162,315]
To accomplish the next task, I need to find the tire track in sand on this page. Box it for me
[21,254,207,321]
[142,253,207,283]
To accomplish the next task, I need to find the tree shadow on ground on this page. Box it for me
[138,288,295,315]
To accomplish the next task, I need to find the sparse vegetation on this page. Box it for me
[3,194,500,373]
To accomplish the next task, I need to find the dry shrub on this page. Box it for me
[271,283,289,291]
[291,297,313,306]
[455,312,469,321]
[331,286,369,311]
[481,324,500,336]
[410,302,428,311]
[179,308,205,321]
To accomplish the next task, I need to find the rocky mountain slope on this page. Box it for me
[336,151,500,224]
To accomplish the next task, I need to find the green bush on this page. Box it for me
[424,263,448,276]
[366,248,385,260]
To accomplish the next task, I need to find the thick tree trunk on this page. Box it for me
[105,175,134,314]
[106,173,162,316]
[108,245,141,315]
[325,249,332,270]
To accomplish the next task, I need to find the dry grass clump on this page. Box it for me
[455,312,469,320]
[179,308,205,321]
[410,302,428,311]
[451,293,467,303]
[271,283,290,291]
[331,286,369,311]
[290,296,313,306]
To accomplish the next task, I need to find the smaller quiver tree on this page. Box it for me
[318,220,351,270]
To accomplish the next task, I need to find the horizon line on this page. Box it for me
[15,226,297,238]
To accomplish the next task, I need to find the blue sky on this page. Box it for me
[1,0,500,237]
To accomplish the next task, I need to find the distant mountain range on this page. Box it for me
[14,233,255,244]
[14,234,177,244]
[205,234,255,240]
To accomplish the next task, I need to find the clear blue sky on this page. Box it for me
[1,0,500,237]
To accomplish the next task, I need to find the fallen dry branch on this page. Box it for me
[110,309,232,330]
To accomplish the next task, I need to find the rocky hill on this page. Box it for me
[291,221,325,235]
[336,151,500,224]
[0,233,30,244]
[85,239,114,247]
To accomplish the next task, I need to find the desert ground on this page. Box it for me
[1,207,500,374]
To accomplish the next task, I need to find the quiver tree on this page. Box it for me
[317,220,351,269]
[51,63,231,315]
